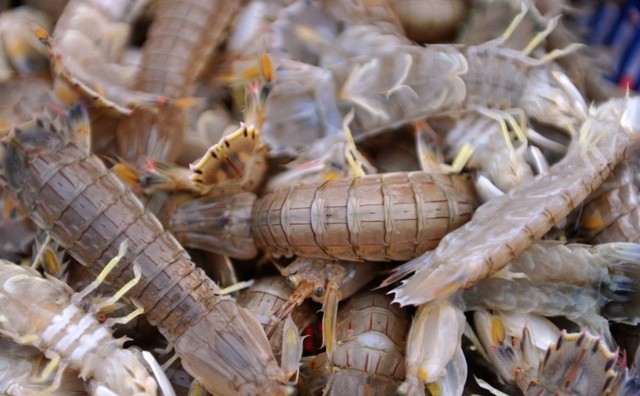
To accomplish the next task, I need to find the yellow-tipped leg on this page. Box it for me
[321,287,340,360]
[0,329,38,345]
[536,43,584,65]
[73,241,128,303]
[188,379,207,396]
[94,262,141,311]
[505,112,527,143]
[160,351,180,372]
[219,280,254,295]
[38,351,61,383]
[477,108,515,152]
[489,2,528,47]
[343,110,376,177]
[523,15,560,55]
[449,143,475,174]
[104,299,145,327]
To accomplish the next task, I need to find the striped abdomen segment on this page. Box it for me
[252,171,477,261]
[327,292,408,395]
[136,0,243,96]
[20,143,219,338]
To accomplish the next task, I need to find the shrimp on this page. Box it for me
[0,257,159,395]
[302,292,409,396]
[461,278,612,344]
[459,242,640,332]
[44,0,160,112]
[326,5,586,141]
[0,106,292,395]
[271,259,379,362]
[168,171,478,261]
[254,171,477,261]
[328,28,467,140]
[261,59,343,157]
[503,240,640,286]
[390,96,640,306]
[454,5,588,137]
[115,0,245,164]
[237,276,313,380]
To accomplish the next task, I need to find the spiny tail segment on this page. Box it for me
[525,331,619,396]
[390,97,640,307]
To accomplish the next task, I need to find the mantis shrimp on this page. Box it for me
[0,105,293,395]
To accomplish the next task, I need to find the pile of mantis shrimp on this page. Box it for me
[0,0,639,394]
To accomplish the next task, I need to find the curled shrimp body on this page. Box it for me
[304,292,409,396]
[0,107,292,395]
[390,96,640,306]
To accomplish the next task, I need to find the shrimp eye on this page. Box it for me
[285,275,299,289]
[313,286,324,297]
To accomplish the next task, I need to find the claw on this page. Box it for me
[189,124,267,196]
